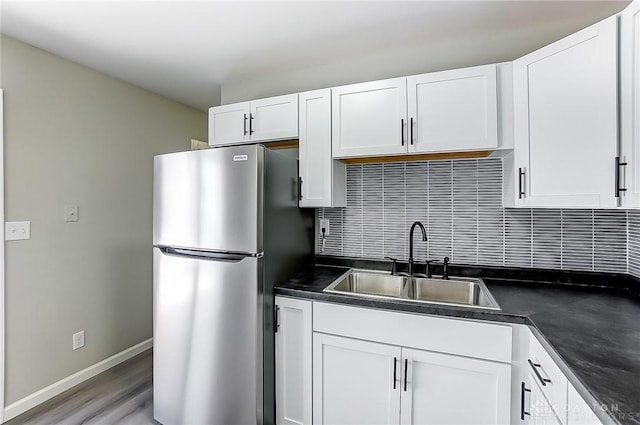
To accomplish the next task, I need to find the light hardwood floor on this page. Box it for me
[7,349,156,425]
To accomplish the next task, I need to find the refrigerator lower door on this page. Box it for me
[153,247,263,425]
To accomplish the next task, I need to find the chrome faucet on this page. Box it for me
[408,221,427,276]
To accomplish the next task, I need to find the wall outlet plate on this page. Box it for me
[320,219,330,235]
[73,330,85,350]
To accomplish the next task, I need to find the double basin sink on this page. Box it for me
[323,269,500,310]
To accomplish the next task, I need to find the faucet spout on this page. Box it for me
[408,221,427,276]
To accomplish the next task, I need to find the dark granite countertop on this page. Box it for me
[276,261,640,425]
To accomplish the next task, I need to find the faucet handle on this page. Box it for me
[385,257,398,275]
[442,256,450,280]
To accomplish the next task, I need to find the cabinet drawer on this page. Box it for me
[313,302,512,363]
[529,333,568,423]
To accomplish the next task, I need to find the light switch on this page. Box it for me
[5,221,31,241]
[64,205,79,222]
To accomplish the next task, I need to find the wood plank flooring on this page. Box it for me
[7,349,157,425]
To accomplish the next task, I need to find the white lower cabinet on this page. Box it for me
[275,297,312,425]
[516,330,603,425]
[401,348,511,425]
[313,333,401,425]
[312,302,512,425]
[312,333,511,425]
[525,374,563,425]
[566,385,602,425]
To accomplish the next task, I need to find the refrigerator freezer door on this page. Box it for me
[153,145,262,253]
[153,247,262,425]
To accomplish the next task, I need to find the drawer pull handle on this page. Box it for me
[521,382,531,420]
[528,359,552,386]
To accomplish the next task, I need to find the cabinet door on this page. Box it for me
[527,374,564,425]
[275,297,312,425]
[513,16,618,208]
[400,348,511,425]
[407,64,498,153]
[299,89,346,208]
[332,78,408,158]
[313,333,401,425]
[208,102,251,147]
[566,385,602,425]
[250,94,298,142]
[620,0,640,208]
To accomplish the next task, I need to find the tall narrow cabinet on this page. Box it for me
[298,89,346,208]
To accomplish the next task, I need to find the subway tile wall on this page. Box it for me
[319,158,637,275]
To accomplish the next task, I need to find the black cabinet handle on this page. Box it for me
[299,177,303,201]
[520,382,531,420]
[393,357,397,389]
[528,359,551,386]
[274,305,280,333]
[518,168,526,199]
[403,359,408,391]
[243,114,248,136]
[616,156,628,198]
[249,113,254,135]
[401,119,405,146]
[410,117,414,145]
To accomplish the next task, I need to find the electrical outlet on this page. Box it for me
[320,219,330,235]
[73,330,85,350]
[64,205,79,222]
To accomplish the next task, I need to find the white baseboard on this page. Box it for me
[3,338,153,422]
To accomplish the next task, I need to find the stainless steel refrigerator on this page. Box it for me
[152,144,313,425]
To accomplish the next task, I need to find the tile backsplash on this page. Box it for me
[319,158,640,276]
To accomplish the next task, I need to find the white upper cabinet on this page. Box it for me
[407,64,498,153]
[208,94,298,147]
[298,89,346,208]
[208,102,251,147]
[620,0,640,208]
[512,16,618,208]
[332,78,408,158]
[249,94,299,142]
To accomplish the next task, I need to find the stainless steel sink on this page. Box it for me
[326,270,408,297]
[323,269,500,310]
[410,277,500,309]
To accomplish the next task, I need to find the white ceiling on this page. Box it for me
[0,0,630,111]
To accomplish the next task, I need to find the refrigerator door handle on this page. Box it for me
[158,246,260,262]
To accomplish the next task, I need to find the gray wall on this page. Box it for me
[220,2,627,104]
[320,158,632,275]
[0,35,207,404]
